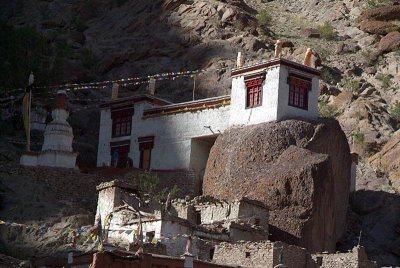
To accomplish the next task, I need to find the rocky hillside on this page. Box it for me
[1,0,400,266]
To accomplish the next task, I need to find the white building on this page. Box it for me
[97,58,320,175]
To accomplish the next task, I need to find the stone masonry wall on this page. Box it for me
[312,246,377,268]
[212,241,316,268]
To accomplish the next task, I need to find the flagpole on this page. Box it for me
[27,72,34,152]
[27,90,31,151]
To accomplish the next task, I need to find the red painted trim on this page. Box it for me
[110,140,131,147]
[231,58,320,77]
[138,136,154,143]
[143,97,231,116]
[100,95,171,109]
[244,72,265,81]
[22,151,39,156]
[111,108,133,118]
[289,73,312,82]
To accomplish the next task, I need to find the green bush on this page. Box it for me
[342,77,360,93]
[318,102,338,118]
[375,73,392,90]
[317,21,334,39]
[351,129,365,145]
[134,170,181,202]
[256,9,272,28]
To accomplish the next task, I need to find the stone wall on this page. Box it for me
[212,241,315,268]
[312,246,377,268]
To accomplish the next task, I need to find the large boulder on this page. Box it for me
[355,5,400,23]
[360,21,399,35]
[378,31,400,53]
[203,119,351,253]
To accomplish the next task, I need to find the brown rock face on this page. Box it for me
[355,5,400,23]
[378,31,400,53]
[360,21,399,35]
[203,119,351,253]
[369,130,400,192]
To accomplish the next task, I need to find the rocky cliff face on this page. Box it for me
[203,119,351,253]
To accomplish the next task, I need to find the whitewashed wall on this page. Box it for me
[276,66,319,121]
[97,109,113,167]
[229,67,280,126]
[130,105,230,170]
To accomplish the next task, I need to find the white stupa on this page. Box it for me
[36,90,77,168]
[20,90,77,168]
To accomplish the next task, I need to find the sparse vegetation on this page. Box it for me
[256,9,272,28]
[363,0,395,10]
[134,170,180,202]
[342,77,360,93]
[0,21,63,92]
[235,20,245,31]
[318,102,338,118]
[360,48,374,66]
[256,9,272,35]
[321,68,336,85]
[389,101,400,129]
[375,73,392,90]
[351,129,365,145]
[317,21,334,39]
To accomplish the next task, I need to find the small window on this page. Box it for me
[112,116,132,137]
[245,252,250,258]
[146,231,155,242]
[245,78,264,108]
[254,218,260,226]
[210,248,215,259]
[288,77,310,110]
[194,211,201,225]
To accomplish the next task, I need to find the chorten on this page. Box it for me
[36,90,77,168]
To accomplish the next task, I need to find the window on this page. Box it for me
[245,77,264,108]
[111,108,133,137]
[113,116,131,137]
[288,76,311,110]
[139,136,154,169]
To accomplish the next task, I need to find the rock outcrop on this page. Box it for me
[360,21,398,35]
[378,31,400,53]
[355,5,400,23]
[203,119,351,253]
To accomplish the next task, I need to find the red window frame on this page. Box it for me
[245,78,264,108]
[111,108,133,137]
[288,77,310,110]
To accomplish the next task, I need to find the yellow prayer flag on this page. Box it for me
[0,221,5,224]
[172,236,176,241]
[152,237,157,243]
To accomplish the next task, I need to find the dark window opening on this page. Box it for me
[194,211,201,225]
[288,77,310,110]
[209,248,215,260]
[245,77,264,108]
[245,252,251,258]
[255,218,260,226]
[146,231,155,242]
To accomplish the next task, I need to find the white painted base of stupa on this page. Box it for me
[20,152,39,167]
[37,150,77,168]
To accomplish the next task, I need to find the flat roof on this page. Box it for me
[231,58,321,77]
[99,94,172,109]
[142,95,231,118]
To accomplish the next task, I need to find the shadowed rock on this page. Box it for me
[203,119,351,253]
